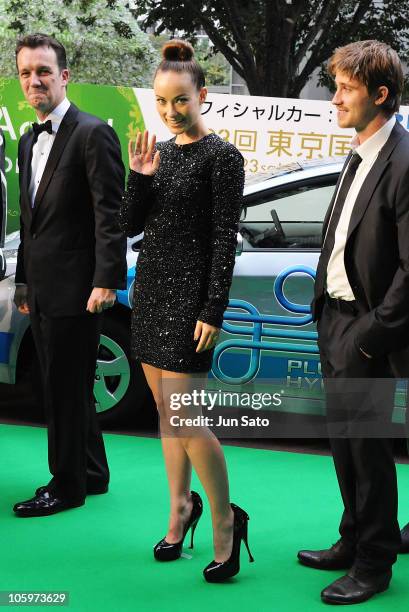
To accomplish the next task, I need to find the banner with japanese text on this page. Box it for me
[135,88,409,175]
[1,78,408,233]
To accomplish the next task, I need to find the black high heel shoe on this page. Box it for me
[153,491,203,561]
[203,503,254,583]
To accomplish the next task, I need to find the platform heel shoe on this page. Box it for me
[203,503,254,583]
[153,491,203,561]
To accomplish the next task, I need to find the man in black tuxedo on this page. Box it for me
[297,41,409,604]
[13,34,126,517]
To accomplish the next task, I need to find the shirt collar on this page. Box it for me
[36,97,70,133]
[351,115,396,162]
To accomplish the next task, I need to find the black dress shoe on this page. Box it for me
[86,482,109,495]
[13,490,84,518]
[154,491,203,561]
[35,482,108,497]
[321,567,392,605]
[400,522,409,553]
[297,539,355,570]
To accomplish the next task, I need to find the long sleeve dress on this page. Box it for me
[119,132,245,373]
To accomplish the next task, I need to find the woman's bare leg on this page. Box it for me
[142,363,193,544]
[161,369,234,562]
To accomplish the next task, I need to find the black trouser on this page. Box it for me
[318,301,401,573]
[30,310,109,502]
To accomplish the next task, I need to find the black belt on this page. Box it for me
[325,293,358,315]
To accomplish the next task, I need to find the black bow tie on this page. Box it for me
[32,120,53,141]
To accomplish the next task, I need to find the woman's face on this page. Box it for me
[154,70,207,135]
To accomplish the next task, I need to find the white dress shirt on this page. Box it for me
[326,115,396,300]
[29,97,70,207]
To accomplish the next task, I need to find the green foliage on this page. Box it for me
[0,0,158,86]
[194,38,230,87]
[134,0,409,97]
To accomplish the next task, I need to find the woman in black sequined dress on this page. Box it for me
[119,41,253,582]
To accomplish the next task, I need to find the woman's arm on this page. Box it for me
[198,144,245,327]
[118,132,160,237]
[118,170,154,237]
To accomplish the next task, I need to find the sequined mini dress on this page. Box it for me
[119,133,244,373]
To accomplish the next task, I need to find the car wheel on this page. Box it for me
[95,314,156,430]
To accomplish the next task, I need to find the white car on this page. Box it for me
[3,159,404,429]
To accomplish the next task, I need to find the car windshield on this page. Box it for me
[244,157,345,187]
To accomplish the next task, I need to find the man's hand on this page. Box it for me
[194,320,220,353]
[86,288,116,314]
[14,285,30,315]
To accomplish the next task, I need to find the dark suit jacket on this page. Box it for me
[312,121,409,377]
[15,103,127,316]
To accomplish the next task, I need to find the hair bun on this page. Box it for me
[162,40,194,62]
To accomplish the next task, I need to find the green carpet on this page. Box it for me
[0,424,408,611]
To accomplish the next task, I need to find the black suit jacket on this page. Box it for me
[313,121,409,376]
[15,103,127,316]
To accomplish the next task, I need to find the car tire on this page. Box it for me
[15,312,156,430]
[96,313,156,430]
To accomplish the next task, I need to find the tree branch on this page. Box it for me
[348,0,374,34]
[290,0,310,20]
[263,0,283,73]
[183,0,261,85]
[182,0,248,76]
[261,0,309,95]
[293,0,339,71]
[291,0,373,95]
[219,0,257,69]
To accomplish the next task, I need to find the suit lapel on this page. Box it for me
[346,122,406,241]
[32,104,79,216]
[21,131,35,214]
[346,159,389,240]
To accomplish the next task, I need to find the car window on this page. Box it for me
[240,177,339,250]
